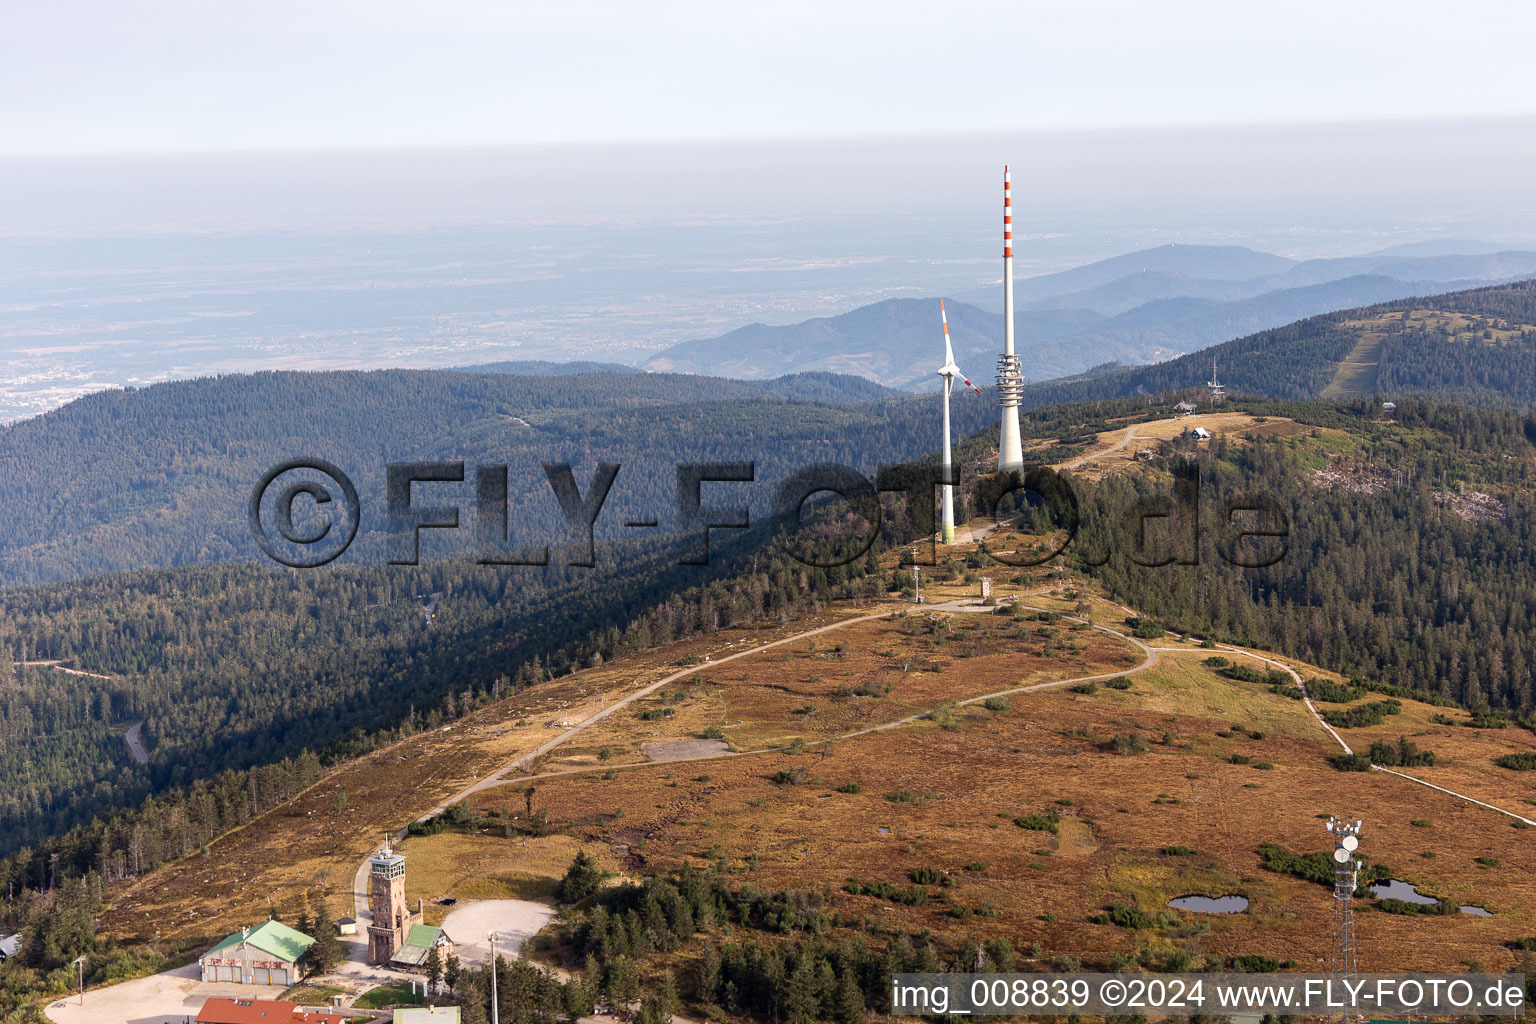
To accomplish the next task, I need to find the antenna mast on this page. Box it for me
[1206,358,1225,404]
[996,166,1024,474]
[1326,817,1363,980]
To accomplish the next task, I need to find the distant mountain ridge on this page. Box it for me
[455,359,640,375]
[646,241,1536,387]
[1011,278,1536,412]
[645,299,1103,388]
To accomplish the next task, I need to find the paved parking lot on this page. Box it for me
[45,962,287,1024]
[441,899,557,963]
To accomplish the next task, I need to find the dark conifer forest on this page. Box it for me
[1065,398,1536,716]
[4,280,1536,1019]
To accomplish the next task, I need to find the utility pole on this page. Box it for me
[911,548,921,606]
[488,931,499,1024]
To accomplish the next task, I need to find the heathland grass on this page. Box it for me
[353,982,421,1009]
[397,831,570,925]
[280,981,355,1005]
[95,547,1536,977]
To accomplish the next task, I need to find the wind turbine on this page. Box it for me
[938,299,982,544]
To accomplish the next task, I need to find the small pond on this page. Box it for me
[1370,879,1490,916]
[1168,894,1249,914]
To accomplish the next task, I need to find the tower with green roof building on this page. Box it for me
[367,836,423,964]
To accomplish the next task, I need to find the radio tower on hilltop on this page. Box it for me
[997,166,1025,474]
[1326,817,1363,978]
[1207,358,1226,404]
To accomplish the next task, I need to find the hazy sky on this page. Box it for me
[6,0,1536,155]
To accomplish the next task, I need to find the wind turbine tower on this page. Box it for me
[937,300,982,544]
[997,166,1025,474]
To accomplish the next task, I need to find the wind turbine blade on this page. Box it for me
[940,299,956,366]
[952,366,983,395]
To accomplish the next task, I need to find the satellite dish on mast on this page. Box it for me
[1341,835,1358,851]
[1333,848,1351,864]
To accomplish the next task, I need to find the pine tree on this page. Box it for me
[657,969,679,1020]
[559,850,602,903]
[425,945,443,993]
[834,967,866,1024]
[695,944,721,1003]
[303,903,344,977]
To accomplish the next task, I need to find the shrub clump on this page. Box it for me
[1380,896,1459,916]
[1091,903,1182,929]
[1369,736,1436,767]
[1307,679,1367,703]
[1322,700,1402,729]
[1258,841,1389,889]
[1014,810,1061,834]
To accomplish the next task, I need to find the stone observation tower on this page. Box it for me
[366,836,422,963]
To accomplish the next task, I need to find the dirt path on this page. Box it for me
[419,609,897,818]
[1060,421,1150,471]
[350,596,1160,928]
[944,417,1172,543]
[354,607,900,920]
[1159,642,1536,827]
[21,659,113,681]
[474,598,1158,791]
[354,586,1536,930]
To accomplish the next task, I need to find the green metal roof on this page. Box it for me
[389,925,444,967]
[205,920,315,963]
[405,924,440,947]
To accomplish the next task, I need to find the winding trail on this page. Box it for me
[1179,641,1536,827]
[1060,421,1149,471]
[354,585,1536,954]
[21,659,112,681]
[24,660,150,767]
[479,599,1158,793]
[123,722,148,766]
[1053,416,1536,827]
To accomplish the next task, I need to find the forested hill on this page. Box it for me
[1060,397,1536,718]
[455,362,896,403]
[1016,279,1536,411]
[0,367,950,585]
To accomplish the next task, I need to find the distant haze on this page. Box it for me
[6,122,1536,248]
[2,122,1535,420]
